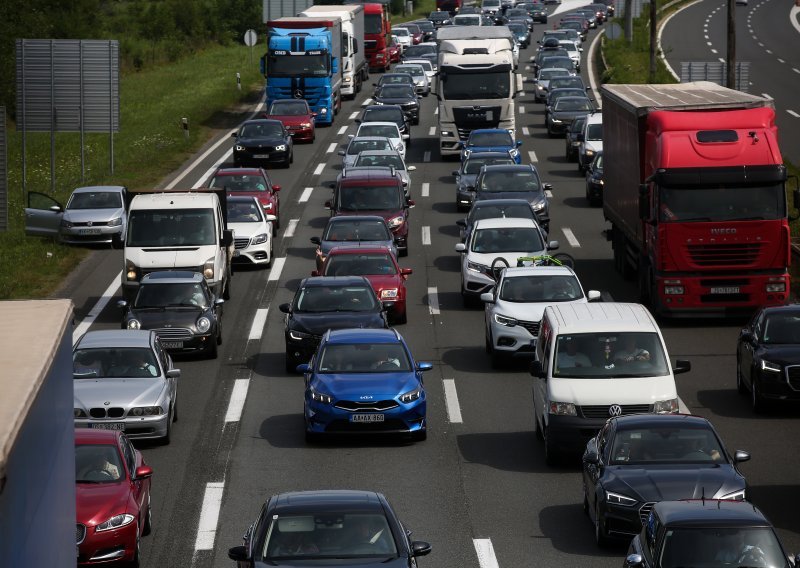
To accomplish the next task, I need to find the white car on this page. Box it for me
[339,136,397,168]
[578,112,603,172]
[392,27,412,51]
[227,196,276,267]
[455,217,558,306]
[394,63,430,96]
[351,149,417,195]
[354,122,407,159]
[481,265,600,367]
[558,40,582,72]
[402,58,435,82]
[534,67,572,103]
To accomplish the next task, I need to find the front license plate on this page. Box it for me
[162,341,184,349]
[253,154,270,159]
[91,422,125,431]
[78,228,101,235]
[351,414,385,423]
[710,286,740,294]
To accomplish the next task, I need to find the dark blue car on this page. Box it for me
[297,328,432,442]
[460,129,522,164]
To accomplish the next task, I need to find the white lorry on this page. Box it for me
[435,26,523,157]
[115,188,234,302]
[300,5,369,99]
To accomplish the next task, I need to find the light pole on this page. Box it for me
[726,0,736,89]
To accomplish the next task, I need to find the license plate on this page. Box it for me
[710,287,740,294]
[78,228,101,235]
[351,414,384,423]
[91,422,125,431]
[253,154,270,159]
[162,341,184,349]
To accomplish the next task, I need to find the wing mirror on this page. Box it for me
[272,184,281,192]
[480,292,494,303]
[134,465,153,480]
[733,450,751,463]
[278,303,292,314]
[529,360,545,378]
[338,149,346,156]
[295,363,310,374]
[673,359,692,375]
[166,369,181,378]
[587,290,601,301]
[543,183,553,191]
[310,236,321,245]
[400,267,413,276]
[455,243,466,253]
[230,131,237,138]
[547,240,559,250]
[265,214,277,223]
[408,165,417,171]
[116,300,128,310]
[228,546,249,562]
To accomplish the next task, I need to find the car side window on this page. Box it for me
[752,311,764,341]
[120,435,136,475]
[154,341,169,371]
[597,423,611,460]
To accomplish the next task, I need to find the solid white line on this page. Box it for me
[423,151,431,162]
[337,126,348,136]
[788,110,800,118]
[299,187,314,203]
[268,257,286,282]
[194,482,225,551]
[72,272,123,345]
[519,105,526,114]
[348,111,359,120]
[193,149,233,188]
[443,379,463,423]
[224,379,251,423]
[427,286,440,315]
[421,182,430,197]
[326,142,337,154]
[562,227,581,248]
[522,127,530,136]
[248,308,269,341]
[313,163,325,176]
[362,98,373,106]
[428,126,436,136]
[284,219,299,238]
[473,539,500,568]
[528,150,538,162]
[421,226,431,245]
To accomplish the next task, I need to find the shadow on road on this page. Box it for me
[538,503,626,557]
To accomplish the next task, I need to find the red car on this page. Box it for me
[399,23,424,45]
[264,99,316,143]
[313,246,412,324]
[208,167,281,235]
[76,429,153,567]
[388,35,402,64]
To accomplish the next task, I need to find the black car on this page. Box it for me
[546,96,594,137]
[373,73,416,95]
[452,151,516,211]
[473,164,552,231]
[507,22,531,48]
[280,276,389,372]
[624,500,790,568]
[506,8,534,30]
[373,85,421,125]
[518,1,548,23]
[228,490,432,567]
[583,414,750,547]
[546,87,588,115]
[359,105,411,139]
[414,19,436,41]
[118,271,224,359]
[737,304,800,412]
[428,11,452,26]
[533,47,570,74]
[232,118,293,168]
[457,198,542,242]
[400,44,438,70]
[565,115,587,162]
[585,151,604,205]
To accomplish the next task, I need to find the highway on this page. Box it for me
[56,4,800,567]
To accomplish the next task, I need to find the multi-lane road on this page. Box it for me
[55,3,800,567]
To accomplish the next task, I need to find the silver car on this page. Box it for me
[394,63,430,96]
[73,330,180,443]
[338,136,397,168]
[24,185,128,244]
[350,150,416,195]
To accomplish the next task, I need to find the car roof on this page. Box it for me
[474,217,539,230]
[358,122,400,130]
[759,304,800,316]
[300,275,373,288]
[327,328,402,344]
[545,302,657,333]
[76,329,154,349]
[502,265,576,278]
[75,428,123,445]
[271,490,385,513]
[611,413,712,430]
[654,500,771,528]
[479,164,536,173]
[72,185,126,193]
[141,271,204,284]
[213,167,264,176]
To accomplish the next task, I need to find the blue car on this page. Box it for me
[460,128,523,163]
[298,328,432,442]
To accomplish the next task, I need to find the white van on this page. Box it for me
[530,302,690,464]
[578,111,602,172]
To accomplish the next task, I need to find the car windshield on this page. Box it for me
[469,132,514,147]
[471,204,535,222]
[73,347,159,379]
[464,157,514,174]
[659,528,789,568]
[379,84,416,98]
[454,15,481,24]
[323,220,390,242]
[363,108,403,122]
[554,98,593,111]
[75,444,125,483]
[365,13,382,34]
[593,154,604,170]
[659,183,784,222]
[762,314,800,343]
[550,77,585,90]
[393,27,409,37]
[404,45,436,58]
[480,171,541,192]
[499,274,582,302]
[560,43,578,53]
[586,123,602,140]
[358,125,399,139]
[269,101,308,115]
[396,66,424,78]
[67,191,122,210]
[295,285,379,313]
[472,227,543,253]
[325,253,397,276]
[348,139,392,155]
[508,23,527,33]
[261,513,398,560]
[609,426,726,465]
[227,200,264,223]
[538,69,570,81]
[318,343,412,373]
[240,123,283,138]
[127,209,216,247]
[552,332,669,378]
[338,186,402,211]
[355,154,404,169]
[381,75,414,86]
[209,174,268,192]
[134,282,209,309]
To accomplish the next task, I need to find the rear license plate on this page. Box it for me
[710,287,740,294]
[162,341,184,349]
[78,229,101,235]
[91,423,125,431]
[253,154,270,159]
[351,414,385,423]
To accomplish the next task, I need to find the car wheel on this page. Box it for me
[595,503,611,547]
[751,376,766,413]
[582,486,590,517]
[399,246,408,257]
[285,352,299,374]
[305,430,321,444]
[736,357,746,395]
[172,397,178,422]
[395,309,408,325]
[485,329,493,354]
[161,407,173,445]
[142,497,153,536]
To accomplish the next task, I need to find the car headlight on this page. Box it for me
[467,261,488,273]
[387,216,405,228]
[95,514,135,533]
[397,144,405,153]
[275,144,286,152]
[400,387,422,403]
[203,257,215,280]
[374,100,384,105]
[494,313,517,327]
[235,145,245,152]
[532,200,546,211]
[510,149,519,157]
[606,491,637,507]
[60,219,74,228]
[251,233,269,245]
[288,329,313,341]
[463,149,472,158]
[551,118,562,123]
[718,489,746,501]
[653,398,679,414]
[760,359,782,373]
[548,401,577,415]
[196,316,211,333]
[381,288,399,299]
[74,408,87,418]
[300,122,312,128]
[319,108,328,115]
[441,131,453,137]
[310,389,333,404]
[129,406,164,416]
[585,149,595,157]
[125,260,138,281]
[343,77,352,83]
[108,217,123,227]
[126,319,141,330]
[537,84,545,91]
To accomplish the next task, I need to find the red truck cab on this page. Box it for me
[361,2,391,72]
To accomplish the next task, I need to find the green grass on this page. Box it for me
[1,42,264,300]
[392,0,436,24]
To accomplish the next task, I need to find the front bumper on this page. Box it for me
[59,225,123,245]
[456,187,475,208]
[546,414,607,455]
[601,500,649,539]
[586,180,603,201]
[75,415,170,440]
[234,147,290,166]
[488,318,538,356]
[755,370,800,401]
[462,266,495,297]
[233,241,271,265]
[305,396,426,435]
[78,516,138,565]
[286,125,314,142]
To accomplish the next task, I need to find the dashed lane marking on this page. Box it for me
[519,105,526,114]
[248,308,269,341]
[299,187,314,203]
[788,110,800,118]
[313,163,325,176]
[522,127,530,136]
[443,380,463,423]
[348,111,359,120]
[194,482,225,551]
[528,150,538,162]
[473,539,500,568]
[268,257,286,282]
[423,151,431,162]
[427,286,440,315]
[429,126,436,136]
[337,126,348,136]
[562,227,581,248]
[326,143,337,154]
[284,219,299,238]
[224,379,251,423]
[422,226,431,245]
[422,183,430,197]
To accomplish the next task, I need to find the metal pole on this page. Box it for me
[50,40,55,194]
[21,40,27,196]
[625,0,634,43]
[649,0,657,82]
[80,41,85,181]
[109,41,114,175]
[726,0,736,89]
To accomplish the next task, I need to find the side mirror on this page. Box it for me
[740,329,754,342]
[407,199,416,208]
[547,240,559,251]
[166,369,181,378]
[411,541,432,557]
[516,140,523,147]
[134,465,153,480]
[310,236,321,245]
[228,546,249,562]
[272,184,281,192]
[278,303,292,314]
[265,214,277,223]
[338,149,346,156]
[49,204,63,213]
[673,359,691,375]
[221,229,234,247]
[296,363,310,374]
[543,183,553,191]
[325,181,336,189]
[230,131,237,138]
[625,554,644,568]
[455,243,466,253]
[452,170,460,177]
[400,267,413,276]
[408,165,417,171]
[324,200,332,209]
[529,360,545,378]
[587,290,601,301]
[480,292,494,303]
[416,362,433,372]
[116,300,128,309]
[348,134,355,139]
[311,112,318,117]
[733,450,751,463]
[214,298,225,306]
[583,438,599,464]
[403,134,410,140]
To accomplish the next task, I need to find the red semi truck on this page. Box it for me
[346,0,391,72]
[602,82,799,317]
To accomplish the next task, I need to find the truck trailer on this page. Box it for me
[602,81,799,317]
[300,5,368,99]
[264,17,344,125]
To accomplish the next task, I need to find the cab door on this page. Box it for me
[24,192,63,237]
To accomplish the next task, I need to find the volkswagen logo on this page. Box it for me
[294,89,303,99]
[360,395,373,400]
[608,404,623,417]
[87,221,93,227]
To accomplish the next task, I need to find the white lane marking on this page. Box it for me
[326,142,337,154]
[443,379,463,423]
[193,149,233,188]
[421,182,430,197]
[362,98,373,106]
[194,482,225,551]
[349,111,359,120]
[706,41,713,46]
[711,48,718,54]
[422,226,431,245]
[562,227,581,248]
[268,257,286,282]
[72,272,123,346]
[522,127,530,136]
[473,539,500,568]
[429,126,436,136]
[718,57,726,63]
[519,105,526,114]
[299,187,314,203]
[248,308,269,341]
[766,49,772,54]
[423,151,431,162]
[704,34,709,39]
[758,42,764,47]
[778,58,785,64]
[545,189,553,198]
[788,110,800,118]
[795,68,800,74]
[224,379,251,423]
[427,286,440,315]
[284,219,299,238]
[337,126,348,136]
[528,150,538,162]
[313,163,325,176]
[434,106,439,115]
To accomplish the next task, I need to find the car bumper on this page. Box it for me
[601,501,648,539]
[234,148,290,165]
[78,518,138,565]
[548,121,569,134]
[75,414,170,440]
[755,372,800,401]
[286,126,314,142]
[489,319,537,356]
[462,268,495,297]
[233,242,271,265]
[546,414,608,455]
[586,180,603,200]
[59,226,123,244]
[155,332,217,354]
[305,398,426,435]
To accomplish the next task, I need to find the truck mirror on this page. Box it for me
[260,54,267,76]
[353,38,359,53]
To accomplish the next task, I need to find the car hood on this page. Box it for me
[129,308,204,329]
[76,482,131,526]
[63,208,125,223]
[320,240,395,256]
[375,96,417,105]
[74,378,167,408]
[602,465,744,502]
[756,344,800,365]
[364,274,403,293]
[228,221,268,238]
[456,173,478,190]
[494,298,586,321]
[548,375,677,405]
[290,312,386,335]
[236,136,286,147]
[312,372,421,398]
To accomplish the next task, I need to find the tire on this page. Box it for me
[305,430,321,444]
[129,528,141,568]
[172,397,178,422]
[490,346,505,369]
[551,253,575,268]
[736,357,747,395]
[142,498,152,536]
[399,247,408,257]
[582,487,590,517]
[485,329,493,354]
[751,377,766,413]
[595,503,611,548]
[160,409,171,445]
[285,353,299,374]
[394,309,408,325]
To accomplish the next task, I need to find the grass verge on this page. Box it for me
[392,0,436,24]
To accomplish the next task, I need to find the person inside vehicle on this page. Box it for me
[548,278,575,301]
[557,338,591,368]
[614,335,651,364]
[74,351,104,377]
[109,350,158,378]
[77,449,121,482]
[370,346,402,371]
[713,529,766,564]
[342,516,393,553]
[274,531,319,556]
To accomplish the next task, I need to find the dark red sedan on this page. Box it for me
[264,99,316,143]
[76,428,153,567]
[388,35,402,63]
[313,246,412,324]
[208,167,281,234]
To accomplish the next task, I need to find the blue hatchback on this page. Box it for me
[298,328,432,442]
[460,129,523,164]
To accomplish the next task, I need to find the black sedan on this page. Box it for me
[585,151,603,205]
[228,490,431,566]
[373,85,421,125]
[280,276,389,373]
[737,304,800,412]
[473,164,552,231]
[452,151,515,211]
[232,119,293,168]
[545,87,589,122]
[118,271,224,359]
[565,115,586,162]
[582,414,750,547]
[359,105,411,139]
[546,96,594,137]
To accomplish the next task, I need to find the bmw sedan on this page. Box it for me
[232,119,293,168]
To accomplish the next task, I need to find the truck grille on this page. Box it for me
[152,328,194,341]
[639,502,656,524]
[686,243,761,266]
[272,85,327,106]
[517,319,540,336]
[453,105,502,140]
[335,400,399,411]
[579,404,652,419]
[234,237,250,249]
[76,523,86,545]
[786,366,800,390]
